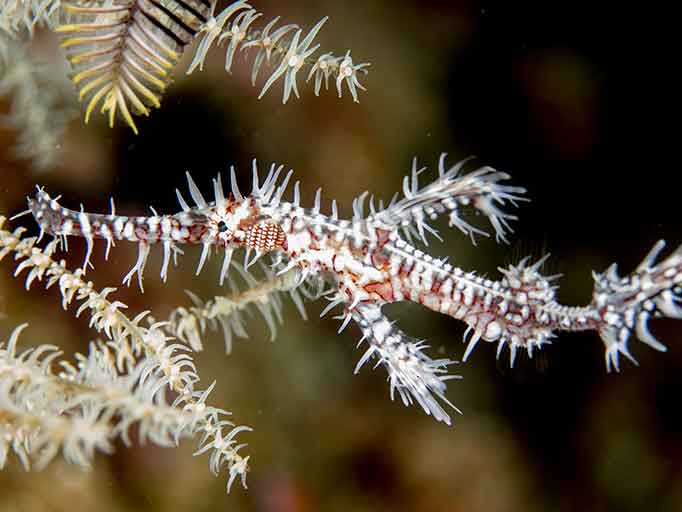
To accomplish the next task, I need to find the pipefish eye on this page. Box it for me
[217,221,229,233]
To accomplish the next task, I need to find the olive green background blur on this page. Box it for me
[1,1,679,511]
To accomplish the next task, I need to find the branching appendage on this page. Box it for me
[0,216,251,491]
[22,154,682,425]
[161,264,306,353]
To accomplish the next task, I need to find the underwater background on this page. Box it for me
[1,1,679,511]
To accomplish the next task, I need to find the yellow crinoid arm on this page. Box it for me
[58,0,237,133]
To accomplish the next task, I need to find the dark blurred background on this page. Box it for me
[1,1,680,511]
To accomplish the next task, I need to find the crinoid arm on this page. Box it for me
[187,3,370,103]
[0,218,251,490]
[57,0,234,134]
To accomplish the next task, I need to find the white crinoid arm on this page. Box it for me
[187,4,370,103]
[164,264,307,354]
[187,1,252,73]
[351,303,461,425]
[0,222,253,490]
[375,154,527,245]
